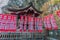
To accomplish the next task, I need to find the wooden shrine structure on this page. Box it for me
[7,2,43,17]
[0,2,59,40]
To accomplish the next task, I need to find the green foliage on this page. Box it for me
[34,0,48,10]
[54,0,60,5]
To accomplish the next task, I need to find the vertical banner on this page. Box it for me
[19,15,24,32]
[34,17,37,32]
[56,10,60,17]
[4,14,9,32]
[38,18,43,32]
[34,18,40,32]
[44,16,48,30]
[46,15,52,30]
[28,16,34,32]
[23,16,27,32]
[50,14,58,30]
[3,15,16,32]
[0,14,4,32]
[36,18,39,32]
[28,16,34,25]
[7,15,16,32]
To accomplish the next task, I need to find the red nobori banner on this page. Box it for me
[19,15,24,32]
[49,14,58,30]
[19,24,23,32]
[28,16,34,25]
[44,15,52,30]
[38,18,43,32]
[20,15,24,24]
[38,18,43,26]
[28,16,34,32]
[34,17,37,32]
[23,25,27,32]
[28,25,34,32]
[43,16,48,30]
[24,16,27,24]
[46,15,52,30]
[23,16,27,32]
[0,14,17,32]
[56,10,60,17]
[34,17,43,32]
